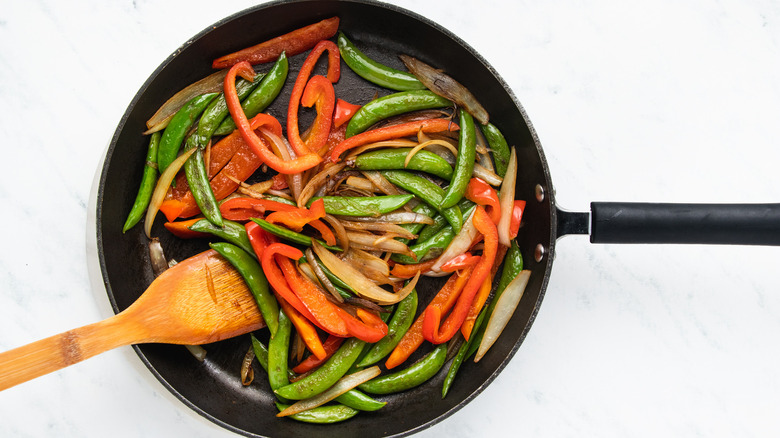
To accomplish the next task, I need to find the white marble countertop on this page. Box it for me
[2,0,780,436]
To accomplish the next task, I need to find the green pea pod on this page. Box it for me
[398,203,437,242]
[357,290,418,367]
[345,90,451,138]
[274,338,365,400]
[337,31,425,91]
[300,254,355,296]
[183,147,223,227]
[269,309,292,402]
[440,110,476,209]
[250,218,342,251]
[417,199,473,242]
[442,306,488,398]
[359,344,447,395]
[308,194,414,217]
[214,53,289,136]
[157,92,218,174]
[274,402,359,424]
[480,122,511,178]
[250,334,270,373]
[123,132,161,233]
[380,170,463,233]
[188,218,254,256]
[466,240,524,358]
[209,242,279,337]
[196,73,265,143]
[353,148,454,180]
[393,226,455,264]
[334,389,387,412]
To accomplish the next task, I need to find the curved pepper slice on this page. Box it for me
[439,252,481,273]
[291,335,344,374]
[333,98,361,128]
[422,206,498,344]
[276,294,327,361]
[225,62,322,174]
[266,198,326,232]
[510,200,526,239]
[465,177,501,224]
[287,40,340,157]
[330,118,459,163]
[261,243,318,323]
[221,197,298,222]
[300,75,336,155]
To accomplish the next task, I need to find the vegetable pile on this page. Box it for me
[123,16,531,423]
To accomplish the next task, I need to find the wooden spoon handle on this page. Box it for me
[0,314,144,391]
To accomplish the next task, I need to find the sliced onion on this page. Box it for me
[361,171,403,197]
[338,220,416,240]
[144,148,196,238]
[344,176,375,192]
[344,139,418,160]
[404,139,459,168]
[475,270,531,362]
[473,163,503,186]
[185,345,207,362]
[431,208,478,272]
[340,211,434,225]
[260,128,303,200]
[346,231,414,257]
[322,214,350,253]
[276,366,381,417]
[145,70,228,133]
[241,345,255,386]
[297,162,347,207]
[399,55,489,125]
[312,242,411,305]
[475,127,495,172]
[148,237,169,277]
[497,147,517,247]
[305,248,344,303]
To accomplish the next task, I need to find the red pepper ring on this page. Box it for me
[287,40,340,157]
[465,177,502,224]
[225,61,322,174]
[439,252,481,273]
[299,75,336,153]
[333,98,361,128]
[422,206,498,344]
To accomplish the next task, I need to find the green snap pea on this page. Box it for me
[357,289,418,367]
[380,170,463,233]
[157,92,218,174]
[250,218,342,251]
[214,53,289,136]
[440,110,476,209]
[466,240,524,358]
[480,122,511,178]
[275,402,359,423]
[337,32,425,91]
[274,338,365,400]
[345,90,451,138]
[358,343,447,395]
[183,147,223,227]
[442,306,488,398]
[269,309,292,401]
[123,132,161,233]
[334,389,387,412]
[300,254,355,297]
[353,148,454,180]
[399,203,437,241]
[209,242,279,337]
[250,334,270,373]
[417,199,473,242]
[309,194,414,217]
[393,226,455,264]
[188,218,254,256]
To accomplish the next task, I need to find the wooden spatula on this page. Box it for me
[0,249,264,391]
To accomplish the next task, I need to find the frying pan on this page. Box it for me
[95,1,780,437]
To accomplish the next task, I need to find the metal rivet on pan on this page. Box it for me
[534,244,545,262]
[535,184,545,202]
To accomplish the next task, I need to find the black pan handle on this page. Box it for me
[558,202,780,245]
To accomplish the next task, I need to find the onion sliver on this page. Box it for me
[338,220,416,240]
[185,345,207,362]
[340,211,434,225]
[312,242,411,305]
[144,148,196,238]
[473,163,503,186]
[474,270,531,362]
[145,70,228,133]
[148,237,169,277]
[276,366,381,417]
[297,162,346,207]
[323,214,350,253]
[404,139,459,167]
[260,128,303,200]
[306,248,344,303]
[346,231,414,257]
[497,147,517,247]
[431,208,478,271]
[241,345,255,386]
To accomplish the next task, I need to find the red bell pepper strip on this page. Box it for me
[163,218,210,239]
[339,307,388,344]
[460,272,493,339]
[159,199,186,222]
[220,197,296,222]
[287,40,340,157]
[384,265,473,369]
[510,200,526,239]
[300,75,336,153]
[439,252,481,273]
[333,98,361,128]
[389,259,437,279]
[246,220,278,260]
[261,243,318,323]
[211,17,340,69]
[271,174,288,190]
[266,198,326,232]
[276,294,328,360]
[466,177,501,224]
[329,118,459,162]
[291,335,344,374]
[225,62,322,174]
[422,206,498,344]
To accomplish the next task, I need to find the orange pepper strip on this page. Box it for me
[390,259,438,279]
[225,62,322,174]
[422,206,498,344]
[163,218,209,239]
[291,335,344,374]
[460,272,493,340]
[220,197,298,222]
[330,118,459,163]
[261,243,318,322]
[465,177,502,224]
[333,98,361,128]
[276,295,327,361]
[308,219,337,246]
[159,199,186,222]
[266,198,326,232]
[439,252,481,273]
[384,265,474,369]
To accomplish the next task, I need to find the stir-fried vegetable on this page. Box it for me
[124,17,533,423]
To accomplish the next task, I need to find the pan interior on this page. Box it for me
[96,1,556,436]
